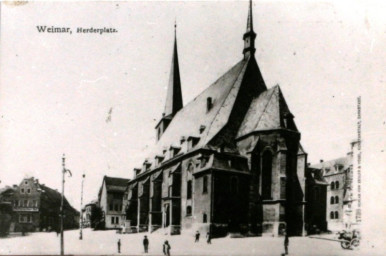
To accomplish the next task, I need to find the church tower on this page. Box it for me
[243,0,256,59]
[155,24,183,141]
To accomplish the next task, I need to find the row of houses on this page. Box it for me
[0,177,79,235]
[90,1,360,237]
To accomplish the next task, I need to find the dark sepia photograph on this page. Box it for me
[0,0,384,255]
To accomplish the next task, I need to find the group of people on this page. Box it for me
[195,231,212,244]
[117,236,171,255]
[116,230,212,255]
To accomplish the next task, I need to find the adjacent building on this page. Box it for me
[1,177,79,232]
[98,176,130,229]
[83,199,98,228]
[309,141,361,232]
[125,1,307,237]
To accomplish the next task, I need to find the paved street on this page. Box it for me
[0,229,373,255]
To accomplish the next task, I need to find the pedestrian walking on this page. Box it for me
[195,231,200,242]
[284,234,289,255]
[206,231,212,244]
[163,240,171,256]
[143,235,149,253]
[117,239,121,254]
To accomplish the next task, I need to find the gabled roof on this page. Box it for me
[310,156,351,174]
[144,58,250,162]
[103,176,130,192]
[237,85,298,138]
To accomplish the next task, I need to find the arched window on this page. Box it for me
[331,182,335,190]
[187,180,192,199]
[230,176,239,194]
[335,211,339,219]
[335,181,339,189]
[203,213,207,223]
[186,206,192,216]
[335,196,339,204]
[203,176,208,194]
[330,196,334,204]
[262,151,273,199]
[330,211,334,219]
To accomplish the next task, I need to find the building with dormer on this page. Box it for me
[5,177,79,232]
[125,1,307,237]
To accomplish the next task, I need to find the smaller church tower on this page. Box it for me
[243,0,256,60]
[155,23,183,141]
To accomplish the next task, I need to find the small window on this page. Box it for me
[25,181,28,185]
[116,217,119,224]
[203,213,207,223]
[331,182,335,190]
[27,188,31,194]
[109,204,113,211]
[330,196,334,204]
[335,211,339,219]
[21,188,25,194]
[203,176,208,194]
[111,216,115,224]
[186,206,192,216]
[335,196,339,204]
[330,211,334,219]
[187,180,192,199]
[335,181,339,189]
[24,200,28,207]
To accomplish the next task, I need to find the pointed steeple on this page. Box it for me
[163,22,183,117]
[243,0,256,59]
[155,23,184,141]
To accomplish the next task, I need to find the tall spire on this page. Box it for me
[163,22,183,118]
[243,0,256,59]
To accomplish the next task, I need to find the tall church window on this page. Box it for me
[335,196,339,204]
[330,196,334,204]
[187,180,192,199]
[203,213,207,223]
[203,176,208,194]
[262,151,273,199]
[331,182,335,190]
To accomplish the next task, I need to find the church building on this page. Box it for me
[125,1,306,237]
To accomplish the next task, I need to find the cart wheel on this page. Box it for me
[341,241,350,249]
[350,238,360,249]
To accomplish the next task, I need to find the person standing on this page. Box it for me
[284,234,289,255]
[206,231,212,244]
[195,231,200,242]
[143,235,149,253]
[117,239,121,254]
[163,240,171,256]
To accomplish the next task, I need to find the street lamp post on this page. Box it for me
[60,154,72,256]
[79,173,85,240]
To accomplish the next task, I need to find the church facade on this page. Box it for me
[125,1,306,237]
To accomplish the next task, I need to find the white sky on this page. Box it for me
[0,1,385,238]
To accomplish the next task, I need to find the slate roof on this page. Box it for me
[237,85,298,138]
[142,58,250,165]
[104,176,130,192]
[310,156,351,174]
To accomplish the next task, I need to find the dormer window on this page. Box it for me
[134,168,141,178]
[170,146,181,158]
[180,136,186,145]
[199,125,206,134]
[155,155,165,166]
[143,160,152,172]
[187,136,200,150]
[206,97,213,112]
